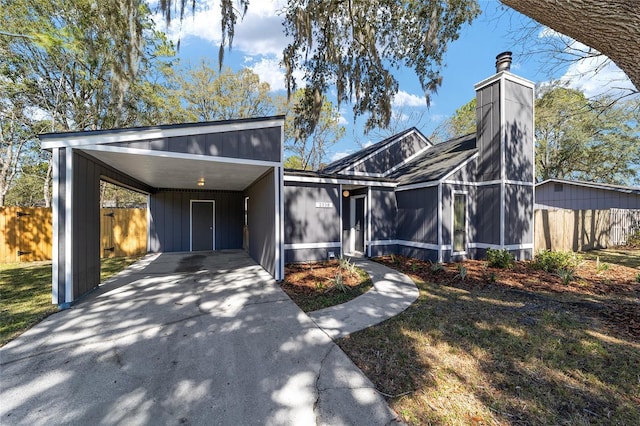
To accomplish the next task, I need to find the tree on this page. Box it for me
[283,89,345,171]
[435,98,476,142]
[157,0,638,134]
[1,0,176,205]
[177,62,277,121]
[444,86,640,185]
[535,85,640,184]
[500,0,639,94]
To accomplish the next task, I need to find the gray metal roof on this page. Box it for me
[536,178,640,195]
[321,127,418,174]
[286,132,478,187]
[389,133,477,185]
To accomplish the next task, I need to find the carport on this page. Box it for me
[40,116,285,307]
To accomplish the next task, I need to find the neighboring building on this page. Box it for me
[41,52,536,306]
[535,179,640,210]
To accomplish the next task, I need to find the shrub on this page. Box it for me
[430,261,444,273]
[627,229,640,247]
[486,248,515,269]
[456,264,468,282]
[533,250,582,273]
[636,273,640,284]
[556,268,574,285]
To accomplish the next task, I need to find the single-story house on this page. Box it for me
[535,179,640,210]
[40,52,535,307]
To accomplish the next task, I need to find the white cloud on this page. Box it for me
[152,0,289,57]
[247,57,286,91]
[559,54,635,98]
[331,151,351,162]
[537,27,635,98]
[362,141,374,148]
[392,90,426,107]
[337,115,348,125]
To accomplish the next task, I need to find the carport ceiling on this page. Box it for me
[83,149,270,191]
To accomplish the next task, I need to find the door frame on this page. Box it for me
[190,200,216,251]
[349,195,367,254]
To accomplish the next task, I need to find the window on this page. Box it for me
[453,193,467,252]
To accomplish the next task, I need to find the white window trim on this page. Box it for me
[451,190,469,256]
[284,242,342,250]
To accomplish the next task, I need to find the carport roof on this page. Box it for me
[39,116,285,192]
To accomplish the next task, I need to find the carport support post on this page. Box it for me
[51,147,74,307]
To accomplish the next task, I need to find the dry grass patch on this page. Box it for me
[337,254,640,425]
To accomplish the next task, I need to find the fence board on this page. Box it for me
[609,209,640,245]
[100,208,147,258]
[535,209,610,252]
[1,207,147,263]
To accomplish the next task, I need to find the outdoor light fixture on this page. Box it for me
[342,190,350,197]
[197,178,205,187]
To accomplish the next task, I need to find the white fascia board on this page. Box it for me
[468,243,533,250]
[64,148,73,304]
[51,148,59,304]
[474,71,535,92]
[82,145,282,168]
[395,180,439,192]
[342,171,387,178]
[41,118,285,149]
[369,239,452,251]
[283,174,397,187]
[284,242,342,250]
[343,129,431,173]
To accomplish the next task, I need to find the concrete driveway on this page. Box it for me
[1,251,399,425]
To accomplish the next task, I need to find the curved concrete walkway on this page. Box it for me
[309,257,419,339]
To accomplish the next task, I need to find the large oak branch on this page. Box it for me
[501,0,640,91]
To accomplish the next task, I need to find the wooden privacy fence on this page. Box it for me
[609,208,640,245]
[0,207,147,263]
[534,208,640,252]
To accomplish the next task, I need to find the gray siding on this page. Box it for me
[371,188,397,241]
[115,127,281,162]
[245,170,277,277]
[535,183,640,210]
[475,185,501,244]
[54,150,152,304]
[284,183,341,244]
[351,132,429,174]
[149,190,243,252]
[476,82,501,181]
[504,80,534,183]
[505,184,534,245]
[396,187,438,243]
[446,157,477,182]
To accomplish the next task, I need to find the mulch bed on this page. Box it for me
[375,255,640,339]
[282,260,365,294]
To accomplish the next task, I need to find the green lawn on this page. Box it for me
[0,256,142,346]
[580,248,640,269]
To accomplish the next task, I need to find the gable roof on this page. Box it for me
[321,127,426,174]
[389,133,477,185]
[536,178,640,195]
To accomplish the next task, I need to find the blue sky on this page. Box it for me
[152,1,634,162]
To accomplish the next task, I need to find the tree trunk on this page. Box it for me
[500,0,640,91]
[44,158,53,208]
